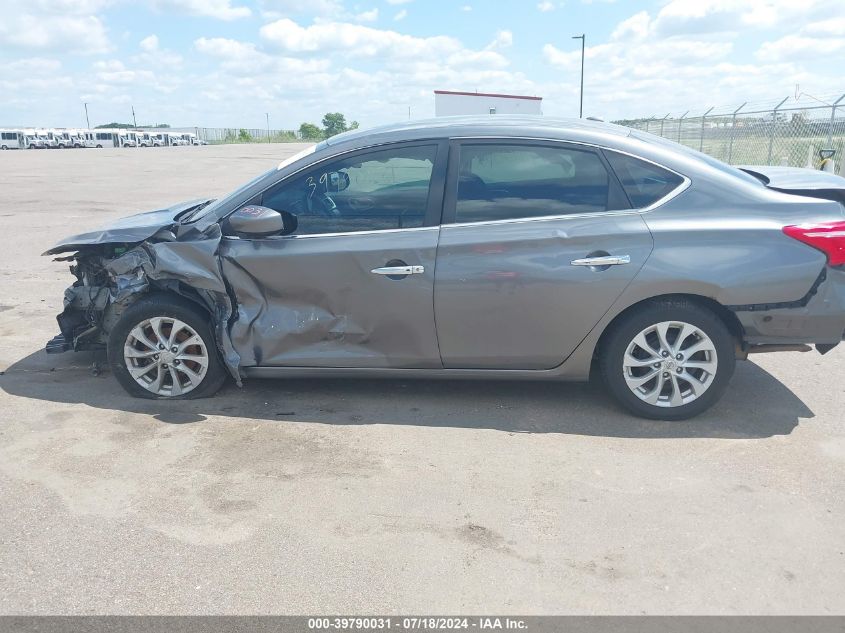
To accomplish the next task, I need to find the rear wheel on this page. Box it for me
[108,295,227,399]
[599,300,736,420]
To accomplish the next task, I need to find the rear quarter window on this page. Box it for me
[605,150,684,208]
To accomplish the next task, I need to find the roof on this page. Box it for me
[434,90,542,101]
[322,115,632,149]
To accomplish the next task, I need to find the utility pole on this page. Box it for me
[572,34,585,118]
[84,102,90,128]
[132,105,137,128]
[266,112,270,143]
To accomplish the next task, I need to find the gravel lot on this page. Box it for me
[0,143,844,615]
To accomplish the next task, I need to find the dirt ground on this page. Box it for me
[0,143,843,614]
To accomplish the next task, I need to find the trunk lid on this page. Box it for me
[739,165,845,205]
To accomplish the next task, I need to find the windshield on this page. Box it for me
[188,145,321,222]
[630,130,764,187]
[186,168,278,222]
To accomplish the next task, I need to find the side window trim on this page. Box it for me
[236,139,449,238]
[441,138,630,226]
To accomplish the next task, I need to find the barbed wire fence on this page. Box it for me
[615,92,845,173]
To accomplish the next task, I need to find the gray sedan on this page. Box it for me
[44,116,845,420]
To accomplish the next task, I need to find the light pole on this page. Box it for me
[84,102,90,128]
[132,105,137,128]
[266,113,270,143]
[572,34,585,118]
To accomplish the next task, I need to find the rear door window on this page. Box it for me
[452,143,617,223]
[604,150,685,208]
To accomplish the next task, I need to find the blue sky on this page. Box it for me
[1,0,843,130]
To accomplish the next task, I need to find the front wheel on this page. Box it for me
[107,295,227,399]
[599,300,736,420]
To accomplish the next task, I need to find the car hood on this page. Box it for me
[43,198,214,255]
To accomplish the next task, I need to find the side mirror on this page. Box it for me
[229,206,288,237]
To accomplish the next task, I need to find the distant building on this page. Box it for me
[434,90,543,116]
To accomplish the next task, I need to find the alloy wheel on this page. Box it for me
[622,320,718,408]
[123,317,208,396]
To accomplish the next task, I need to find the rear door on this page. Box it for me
[433,139,655,370]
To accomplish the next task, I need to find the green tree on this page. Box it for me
[322,112,349,137]
[237,128,253,142]
[299,122,324,140]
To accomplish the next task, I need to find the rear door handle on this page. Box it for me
[371,265,425,275]
[570,255,631,267]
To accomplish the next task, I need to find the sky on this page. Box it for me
[1,0,844,130]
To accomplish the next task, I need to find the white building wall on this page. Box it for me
[434,92,543,117]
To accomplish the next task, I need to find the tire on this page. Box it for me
[1,145,7,150]
[96,144,102,148]
[107,294,227,399]
[599,299,736,420]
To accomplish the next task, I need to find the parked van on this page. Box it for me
[66,130,88,148]
[0,129,24,150]
[167,132,189,146]
[92,130,120,148]
[37,130,59,148]
[21,130,45,149]
[135,132,153,147]
[118,130,138,147]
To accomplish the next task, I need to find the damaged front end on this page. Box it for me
[43,200,243,385]
[46,245,130,355]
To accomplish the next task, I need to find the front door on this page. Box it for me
[434,140,654,370]
[220,141,447,368]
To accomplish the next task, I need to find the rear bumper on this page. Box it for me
[735,267,845,346]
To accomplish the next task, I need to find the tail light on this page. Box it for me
[783,221,845,266]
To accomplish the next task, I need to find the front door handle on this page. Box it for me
[371,265,425,275]
[570,255,631,267]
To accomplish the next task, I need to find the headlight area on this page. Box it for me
[46,246,135,354]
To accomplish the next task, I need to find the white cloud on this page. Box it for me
[134,33,183,67]
[756,16,845,62]
[537,1,554,11]
[259,19,465,58]
[0,3,110,54]
[486,30,513,50]
[386,0,412,4]
[354,8,378,22]
[194,36,330,74]
[610,11,650,41]
[394,9,407,20]
[151,0,251,20]
[461,5,472,11]
[140,34,159,52]
[651,0,839,37]
[259,0,343,17]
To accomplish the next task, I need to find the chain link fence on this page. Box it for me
[615,93,845,173]
[160,126,302,143]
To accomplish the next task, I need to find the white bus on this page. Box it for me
[92,129,135,148]
[36,130,60,148]
[118,130,138,147]
[0,129,24,150]
[21,129,46,149]
[167,132,189,146]
[135,131,153,147]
